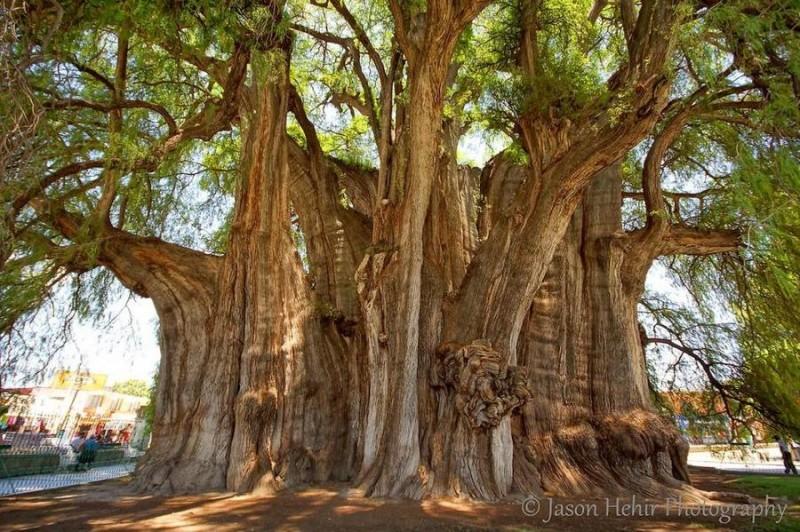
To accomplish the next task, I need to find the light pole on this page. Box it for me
[56,363,88,448]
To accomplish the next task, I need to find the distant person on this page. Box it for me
[119,426,131,445]
[75,435,99,471]
[69,433,85,453]
[774,435,798,475]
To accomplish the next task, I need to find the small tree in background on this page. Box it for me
[111,379,150,398]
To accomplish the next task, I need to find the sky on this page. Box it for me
[20,292,162,388]
[63,296,161,387]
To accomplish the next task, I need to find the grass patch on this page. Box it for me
[732,475,800,500]
[750,517,800,532]
[707,474,800,531]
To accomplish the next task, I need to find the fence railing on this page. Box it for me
[0,443,142,496]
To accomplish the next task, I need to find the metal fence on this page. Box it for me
[2,411,141,447]
[0,442,142,496]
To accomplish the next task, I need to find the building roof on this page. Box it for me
[0,388,34,396]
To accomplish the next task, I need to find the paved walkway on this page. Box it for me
[0,462,135,496]
[688,457,795,475]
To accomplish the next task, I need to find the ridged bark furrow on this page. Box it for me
[511,168,688,498]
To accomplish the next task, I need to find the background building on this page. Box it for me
[1,370,150,448]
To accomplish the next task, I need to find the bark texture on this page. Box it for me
[134,44,355,494]
[513,167,691,498]
[12,0,759,506]
[114,0,734,501]
[355,3,489,497]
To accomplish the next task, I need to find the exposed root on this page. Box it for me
[520,409,705,501]
[133,454,226,495]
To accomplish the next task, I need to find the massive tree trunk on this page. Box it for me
[422,0,684,499]
[117,0,727,501]
[133,44,355,494]
[354,3,487,496]
[86,140,705,500]
[513,166,691,498]
[287,100,371,481]
[355,68,449,497]
[128,124,730,499]
[102,235,226,492]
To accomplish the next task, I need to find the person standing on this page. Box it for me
[69,432,85,453]
[774,435,798,475]
[75,434,99,471]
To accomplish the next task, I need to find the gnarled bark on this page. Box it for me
[103,235,226,493]
[355,2,490,497]
[132,42,355,495]
[217,46,352,493]
[512,166,691,498]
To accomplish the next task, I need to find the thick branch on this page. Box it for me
[328,0,387,84]
[658,225,742,256]
[31,197,220,298]
[634,103,698,250]
[44,98,179,134]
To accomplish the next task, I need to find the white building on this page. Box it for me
[1,371,149,446]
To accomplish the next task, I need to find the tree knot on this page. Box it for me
[434,340,532,430]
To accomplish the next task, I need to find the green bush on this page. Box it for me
[94,448,125,465]
[0,452,60,478]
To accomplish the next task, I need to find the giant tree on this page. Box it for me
[2,0,798,500]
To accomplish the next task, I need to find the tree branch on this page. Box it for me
[388,0,415,61]
[11,160,106,216]
[60,55,115,92]
[658,225,742,256]
[44,98,179,135]
[328,0,387,84]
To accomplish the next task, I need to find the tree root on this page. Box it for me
[517,409,709,501]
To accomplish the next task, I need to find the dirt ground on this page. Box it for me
[0,468,797,531]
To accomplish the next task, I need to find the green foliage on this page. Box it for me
[111,379,150,398]
[468,0,613,127]
[143,369,158,438]
[649,127,800,434]
[726,149,800,432]
[634,0,800,435]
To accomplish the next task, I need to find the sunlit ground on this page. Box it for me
[1,468,799,531]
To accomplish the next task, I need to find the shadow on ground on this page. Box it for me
[0,469,797,531]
